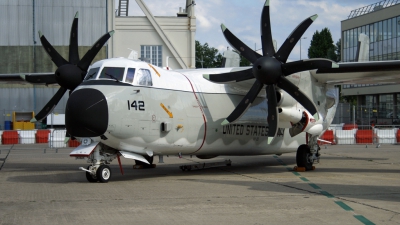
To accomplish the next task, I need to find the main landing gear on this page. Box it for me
[80,144,117,183]
[296,134,320,171]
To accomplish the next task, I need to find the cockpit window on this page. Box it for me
[99,67,125,81]
[125,68,136,83]
[84,67,100,80]
[136,69,153,86]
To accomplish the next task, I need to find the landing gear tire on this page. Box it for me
[296,144,313,171]
[85,166,98,183]
[96,165,111,183]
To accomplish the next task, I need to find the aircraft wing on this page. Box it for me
[311,61,400,85]
[0,73,56,84]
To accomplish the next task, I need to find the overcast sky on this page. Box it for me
[123,0,382,62]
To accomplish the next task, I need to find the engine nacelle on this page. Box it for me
[276,90,296,108]
[289,111,323,137]
[279,107,303,124]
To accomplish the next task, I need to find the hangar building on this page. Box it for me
[341,0,400,124]
[0,0,196,129]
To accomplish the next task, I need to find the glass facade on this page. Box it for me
[342,16,400,62]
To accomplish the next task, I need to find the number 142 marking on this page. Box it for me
[128,100,145,111]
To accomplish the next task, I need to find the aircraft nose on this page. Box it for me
[66,89,108,137]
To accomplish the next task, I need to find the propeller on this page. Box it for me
[29,12,114,122]
[204,0,338,139]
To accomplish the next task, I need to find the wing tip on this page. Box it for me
[203,74,210,80]
[74,11,79,18]
[30,118,37,123]
[265,0,270,7]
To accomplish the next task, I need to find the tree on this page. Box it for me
[335,39,341,62]
[308,28,337,61]
[228,50,252,67]
[239,55,251,67]
[195,40,223,68]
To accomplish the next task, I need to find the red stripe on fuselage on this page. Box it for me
[180,74,207,154]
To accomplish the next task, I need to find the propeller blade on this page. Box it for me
[38,31,69,67]
[78,30,115,72]
[277,77,317,115]
[282,58,338,76]
[69,12,80,64]
[32,87,67,122]
[275,15,318,63]
[260,0,275,57]
[203,68,253,83]
[266,85,278,137]
[222,80,264,125]
[21,74,57,84]
[221,24,262,64]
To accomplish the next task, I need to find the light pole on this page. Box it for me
[300,37,307,60]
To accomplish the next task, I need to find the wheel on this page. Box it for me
[296,144,313,171]
[85,165,98,183]
[135,155,154,166]
[96,165,111,183]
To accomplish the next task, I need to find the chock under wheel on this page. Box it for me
[293,166,315,172]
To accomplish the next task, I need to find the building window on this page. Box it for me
[343,16,400,62]
[140,45,162,67]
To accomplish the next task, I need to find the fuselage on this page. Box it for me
[66,58,337,157]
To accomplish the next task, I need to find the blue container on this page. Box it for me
[4,121,11,130]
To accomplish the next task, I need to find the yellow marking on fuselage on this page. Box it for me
[160,103,173,118]
[148,64,161,77]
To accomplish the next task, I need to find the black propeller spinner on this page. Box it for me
[29,12,114,122]
[204,0,337,139]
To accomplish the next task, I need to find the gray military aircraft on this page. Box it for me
[23,0,400,182]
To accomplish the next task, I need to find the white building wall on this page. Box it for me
[107,0,196,69]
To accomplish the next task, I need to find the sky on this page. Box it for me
[122,0,381,62]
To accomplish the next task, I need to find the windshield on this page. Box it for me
[99,67,125,81]
[84,67,100,80]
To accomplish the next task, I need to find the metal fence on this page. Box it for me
[0,129,79,148]
[1,126,400,147]
[324,125,400,145]
[332,103,400,127]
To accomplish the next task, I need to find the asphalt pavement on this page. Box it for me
[0,143,399,225]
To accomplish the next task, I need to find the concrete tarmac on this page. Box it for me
[0,144,399,225]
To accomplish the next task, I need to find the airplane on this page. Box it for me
[20,0,400,183]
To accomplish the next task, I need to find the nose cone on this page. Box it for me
[66,89,108,137]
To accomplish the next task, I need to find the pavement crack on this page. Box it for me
[218,167,321,196]
[0,145,14,171]
[336,196,400,214]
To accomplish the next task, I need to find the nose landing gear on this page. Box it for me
[96,165,111,183]
[78,143,116,183]
[296,134,320,171]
